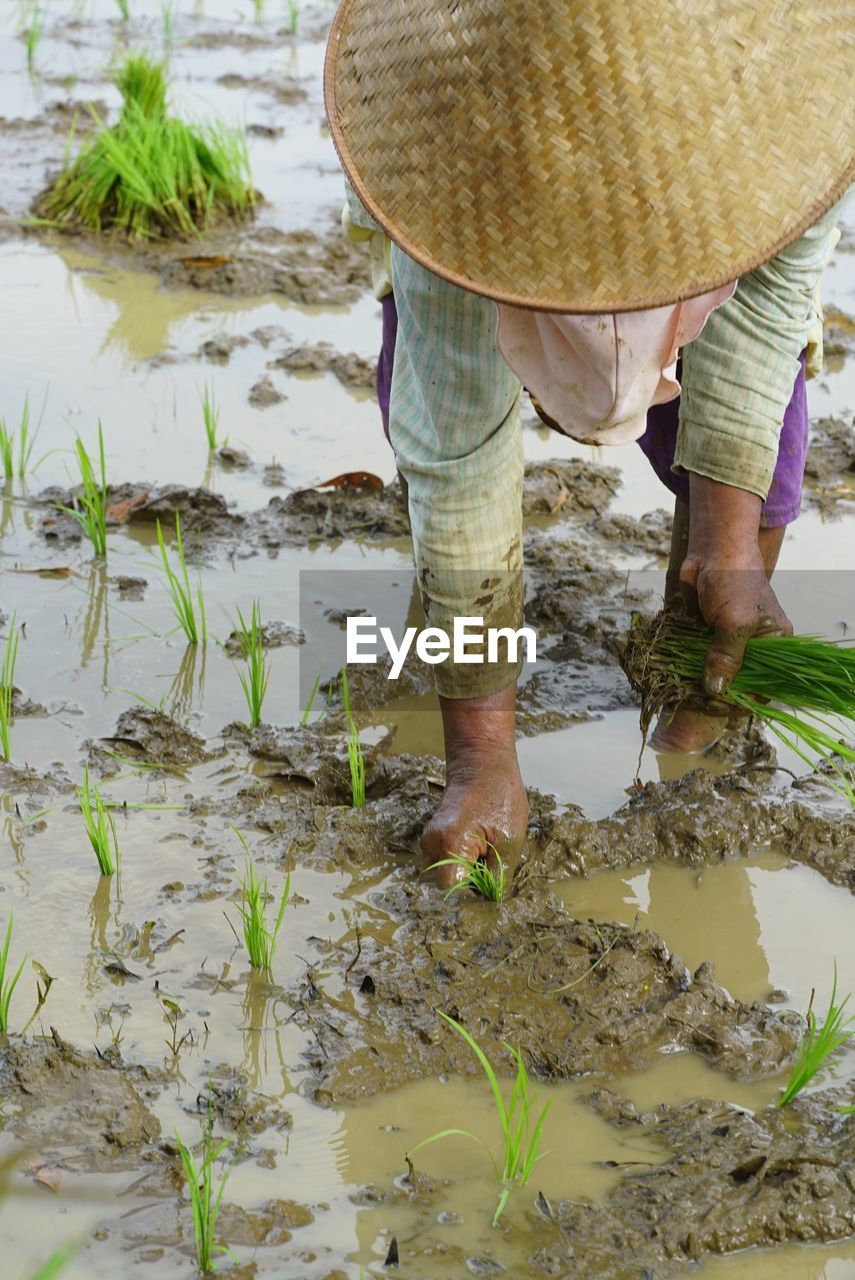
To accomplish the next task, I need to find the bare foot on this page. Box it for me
[650,704,729,754]
[421,686,528,889]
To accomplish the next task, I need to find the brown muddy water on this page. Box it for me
[1,3,855,1278]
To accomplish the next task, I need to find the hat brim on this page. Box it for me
[326,0,853,313]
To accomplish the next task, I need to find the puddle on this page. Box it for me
[557,854,855,1012]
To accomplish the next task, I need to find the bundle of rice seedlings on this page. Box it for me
[622,612,855,804]
[35,54,255,239]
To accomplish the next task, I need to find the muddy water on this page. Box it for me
[2,1,855,1277]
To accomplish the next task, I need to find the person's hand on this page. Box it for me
[679,475,792,698]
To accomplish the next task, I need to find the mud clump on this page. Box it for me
[529,1084,855,1276]
[103,707,211,768]
[0,1035,160,1169]
[536,764,855,891]
[224,619,305,657]
[803,414,855,516]
[522,458,620,518]
[260,483,410,545]
[248,374,286,408]
[268,343,376,391]
[293,886,800,1105]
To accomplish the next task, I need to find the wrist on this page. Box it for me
[687,473,762,564]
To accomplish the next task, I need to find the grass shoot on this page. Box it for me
[287,0,299,32]
[24,4,43,71]
[623,614,855,804]
[0,916,27,1035]
[777,964,855,1107]
[201,382,220,450]
[36,55,255,239]
[0,614,20,762]
[234,602,270,728]
[156,514,207,644]
[57,423,108,557]
[340,667,365,807]
[115,0,130,19]
[408,1012,552,1226]
[78,764,120,876]
[232,827,290,975]
[428,848,507,902]
[300,673,321,726]
[175,1108,233,1273]
[0,395,42,479]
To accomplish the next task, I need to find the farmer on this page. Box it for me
[325,0,854,886]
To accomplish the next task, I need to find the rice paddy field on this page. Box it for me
[1,3,855,1278]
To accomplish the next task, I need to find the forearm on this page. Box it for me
[676,186,853,497]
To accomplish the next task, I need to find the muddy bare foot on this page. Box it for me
[421,748,529,887]
[650,704,729,754]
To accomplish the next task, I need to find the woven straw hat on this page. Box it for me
[325,0,853,314]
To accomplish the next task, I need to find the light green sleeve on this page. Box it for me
[676,184,853,498]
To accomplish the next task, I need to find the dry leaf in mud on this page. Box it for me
[33,1166,64,1193]
[177,255,231,267]
[107,492,150,523]
[13,566,80,579]
[315,470,384,492]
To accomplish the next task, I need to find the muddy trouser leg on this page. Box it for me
[388,244,525,699]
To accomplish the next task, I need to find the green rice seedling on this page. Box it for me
[0,916,27,1034]
[57,423,108,557]
[232,827,290,975]
[200,382,220,451]
[0,614,19,762]
[340,667,365,807]
[287,0,299,32]
[623,614,855,805]
[0,421,13,481]
[162,0,176,48]
[35,55,255,240]
[428,846,507,902]
[156,514,207,644]
[234,602,270,728]
[115,0,130,19]
[409,1011,552,1226]
[29,1240,78,1279]
[175,1107,233,1273]
[777,964,855,1107]
[78,764,120,875]
[24,4,43,72]
[300,673,322,726]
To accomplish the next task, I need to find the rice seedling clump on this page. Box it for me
[36,55,255,239]
[622,612,855,803]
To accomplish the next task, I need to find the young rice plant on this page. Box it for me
[57,423,109,557]
[0,614,19,762]
[428,847,507,902]
[0,916,26,1035]
[232,827,290,975]
[200,382,220,451]
[175,1108,233,1273]
[156,514,207,644]
[340,667,365,807]
[24,4,43,71]
[234,602,270,728]
[36,55,255,239]
[78,764,120,875]
[623,614,855,804]
[777,963,855,1107]
[408,1011,552,1226]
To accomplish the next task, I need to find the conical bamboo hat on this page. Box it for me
[325,0,853,313]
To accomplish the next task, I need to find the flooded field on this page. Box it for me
[1,2,855,1277]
